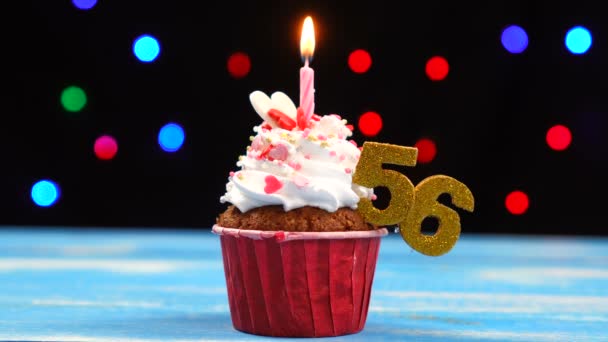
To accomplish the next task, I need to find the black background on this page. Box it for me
[2,1,606,235]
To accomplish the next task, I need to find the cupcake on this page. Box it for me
[213,90,388,337]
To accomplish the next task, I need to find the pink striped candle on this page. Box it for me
[299,16,315,122]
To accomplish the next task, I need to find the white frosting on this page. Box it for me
[220,91,374,213]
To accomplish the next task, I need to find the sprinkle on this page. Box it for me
[268,143,289,161]
[237,173,244,180]
[288,161,302,170]
[328,134,336,138]
[329,151,337,157]
[296,107,308,130]
[345,168,352,174]
[258,145,273,160]
[264,175,283,194]
[312,114,322,121]
[320,142,330,148]
[371,194,378,200]
[304,155,311,160]
[346,124,354,131]
[229,171,235,177]
[302,128,311,138]
[268,108,297,130]
[349,140,357,147]
[307,135,318,141]
[249,136,255,141]
[339,154,346,161]
[238,155,245,161]
[293,174,309,188]
[330,114,342,119]
[317,134,327,141]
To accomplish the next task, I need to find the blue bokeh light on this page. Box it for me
[565,26,592,54]
[72,0,97,10]
[159,123,185,152]
[133,35,161,62]
[31,180,60,207]
[501,25,528,54]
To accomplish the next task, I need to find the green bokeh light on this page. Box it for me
[61,86,87,112]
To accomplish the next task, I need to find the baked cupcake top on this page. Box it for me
[220,91,374,213]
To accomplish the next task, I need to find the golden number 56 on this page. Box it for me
[353,142,475,256]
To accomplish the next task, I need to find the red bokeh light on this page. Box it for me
[227,52,251,79]
[546,124,572,151]
[358,111,383,137]
[348,49,372,74]
[505,190,529,215]
[425,56,449,81]
[414,138,437,163]
[94,135,118,160]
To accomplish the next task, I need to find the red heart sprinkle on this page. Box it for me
[264,175,283,194]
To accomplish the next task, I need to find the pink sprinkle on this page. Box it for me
[330,114,342,119]
[293,174,309,188]
[288,161,302,171]
[345,168,352,174]
[229,171,235,177]
[302,128,311,138]
[349,140,358,147]
[329,151,337,157]
[339,155,346,161]
[304,155,311,160]
[317,134,327,141]
[251,135,264,151]
[371,194,378,200]
[338,133,344,139]
[268,143,289,161]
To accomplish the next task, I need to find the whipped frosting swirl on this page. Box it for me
[220,91,374,213]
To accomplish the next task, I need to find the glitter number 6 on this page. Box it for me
[353,142,418,226]
[401,175,475,256]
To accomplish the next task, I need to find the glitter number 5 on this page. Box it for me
[353,142,418,226]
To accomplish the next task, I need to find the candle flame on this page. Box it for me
[300,16,315,62]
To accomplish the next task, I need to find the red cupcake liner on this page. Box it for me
[212,225,388,337]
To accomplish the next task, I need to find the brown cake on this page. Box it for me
[216,205,377,232]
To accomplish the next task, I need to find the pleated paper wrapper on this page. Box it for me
[212,225,388,337]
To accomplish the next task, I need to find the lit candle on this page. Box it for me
[299,16,315,123]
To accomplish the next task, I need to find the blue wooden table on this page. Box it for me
[1,227,607,341]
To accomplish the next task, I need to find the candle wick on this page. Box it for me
[304,59,310,67]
